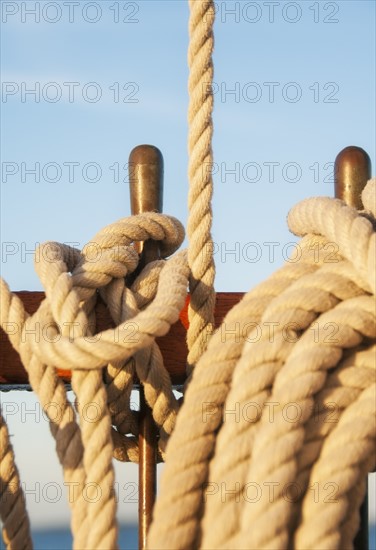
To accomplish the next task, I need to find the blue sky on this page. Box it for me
[1,0,375,533]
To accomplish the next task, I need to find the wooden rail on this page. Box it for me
[0,292,243,386]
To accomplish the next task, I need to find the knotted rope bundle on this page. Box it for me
[0,213,189,549]
[147,179,376,550]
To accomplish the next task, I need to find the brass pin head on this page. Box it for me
[129,144,164,216]
[334,146,371,209]
[128,144,164,263]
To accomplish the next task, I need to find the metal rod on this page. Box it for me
[138,388,157,549]
[129,144,163,550]
[334,145,371,550]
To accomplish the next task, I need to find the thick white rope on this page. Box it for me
[0,411,32,550]
[0,212,188,549]
[187,0,216,372]
[147,180,376,550]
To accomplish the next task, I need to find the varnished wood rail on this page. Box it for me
[0,292,244,386]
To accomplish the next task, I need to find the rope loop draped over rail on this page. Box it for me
[0,212,187,549]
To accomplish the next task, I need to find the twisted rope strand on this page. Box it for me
[0,411,32,550]
[35,241,120,550]
[295,383,376,549]
[187,0,216,372]
[0,289,88,549]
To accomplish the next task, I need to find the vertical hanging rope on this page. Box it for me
[187,0,216,371]
[0,411,32,550]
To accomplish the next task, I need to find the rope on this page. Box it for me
[5,292,89,549]
[187,0,216,373]
[0,1,375,548]
[147,180,376,550]
[0,213,188,549]
[0,411,32,550]
[1,184,375,549]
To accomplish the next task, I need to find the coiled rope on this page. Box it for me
[1,1,375,549]
[147,180,376,550]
